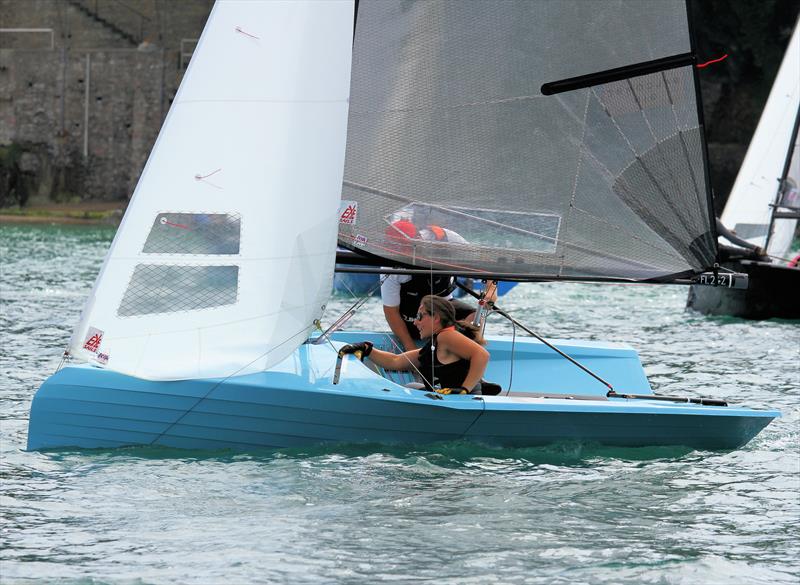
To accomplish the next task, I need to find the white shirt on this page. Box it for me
[380,274,412,307]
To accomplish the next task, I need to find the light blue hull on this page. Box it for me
[27,333,778,451]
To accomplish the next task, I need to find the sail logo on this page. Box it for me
[339,201,358,225]
[82,327,104,353]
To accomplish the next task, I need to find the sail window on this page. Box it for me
[117,264,239,317]
[457,208,558,253]
[387,203,561,253]
[142,213,241,255]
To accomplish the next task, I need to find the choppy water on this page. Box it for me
[1,223,798,584]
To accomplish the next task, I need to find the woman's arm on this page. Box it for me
[438,330,490,391]
[367,346,421,372]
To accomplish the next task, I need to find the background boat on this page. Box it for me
[687,20,800,319]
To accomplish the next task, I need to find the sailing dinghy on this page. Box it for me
[27,0,778,452]
[687,19,800,319]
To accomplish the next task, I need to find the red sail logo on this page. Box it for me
[339,202,357,225]
[82,328,104,353]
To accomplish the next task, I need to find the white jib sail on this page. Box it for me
[720,20,799,260]
[68,0,354,380]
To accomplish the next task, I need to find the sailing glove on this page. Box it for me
[338,341,373,360]
[435,386,468,395]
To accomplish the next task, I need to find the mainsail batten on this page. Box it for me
[541,52,696,96]
[68,0,355,380]
[338,0,716,282]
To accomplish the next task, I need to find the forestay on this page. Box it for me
[68,0,354,380]
[338,0,716,282]
[720,20,800,260]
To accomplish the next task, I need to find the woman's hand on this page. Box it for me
[434,386,468,395]
[338,341,373,360]
[339,341,422,373]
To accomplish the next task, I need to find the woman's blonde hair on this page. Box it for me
[421,295,486,345]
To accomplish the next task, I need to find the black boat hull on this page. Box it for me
[687,260,800,319]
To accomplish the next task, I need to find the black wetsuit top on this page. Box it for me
[417,333,470,390]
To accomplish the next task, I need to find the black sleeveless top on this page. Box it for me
[399,275,455,340]
[417,333,470,390]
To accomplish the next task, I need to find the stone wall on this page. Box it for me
[0,0,794,211]
[1,46,170,203]
[0,0,212,205]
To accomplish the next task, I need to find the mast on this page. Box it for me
[685,0,721,267]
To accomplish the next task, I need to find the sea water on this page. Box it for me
[1,223,798,584]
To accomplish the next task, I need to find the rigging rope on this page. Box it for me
[55,346,71,373]
[503,313,516,396]
[454,281,614,392]
[148,320,315,446]
[325,266,432,386]
[766,253,799,264]
[314,273,387,343]
[150,263,392,446]
[428,257,435,389]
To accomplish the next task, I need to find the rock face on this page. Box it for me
[0,47,168,205]
[0,0,797,210]
[0,0,212,204]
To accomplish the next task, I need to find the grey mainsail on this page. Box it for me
[338,0,716,282]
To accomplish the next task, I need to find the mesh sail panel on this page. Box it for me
[118,265,239,317]
[339,0,715,280]
[143,213,241,255]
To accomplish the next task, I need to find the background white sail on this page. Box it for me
[720,20,799,260]
[68,0,354,380]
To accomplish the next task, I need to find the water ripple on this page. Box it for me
[1,224,798,584]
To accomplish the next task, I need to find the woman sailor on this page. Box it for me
[339,295,490,395]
